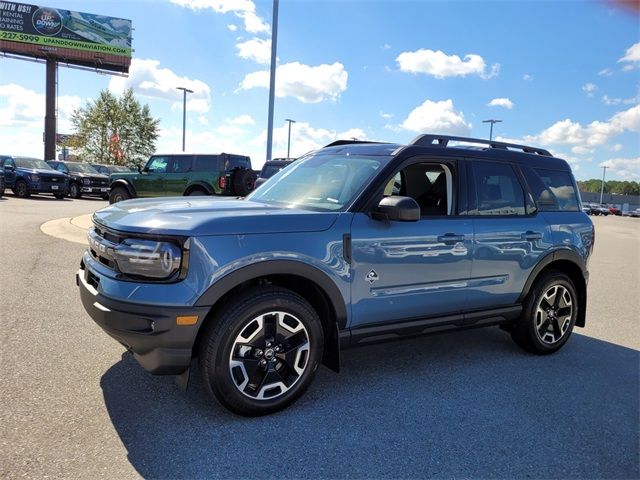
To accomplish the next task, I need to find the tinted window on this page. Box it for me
[473,161,526,215]
[193,155,220,172]
[534,169,580,211]
[261,165,284,178]
[170,156,193,173]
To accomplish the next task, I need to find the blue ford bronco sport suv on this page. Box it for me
[78,135,594,416]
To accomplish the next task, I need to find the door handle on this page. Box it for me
[521,231,543,241]
[437,233,465,244]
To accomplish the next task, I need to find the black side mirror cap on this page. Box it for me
[373,196,420,222]
[4,165,14,171]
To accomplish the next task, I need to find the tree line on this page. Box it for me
[577,179,640,196]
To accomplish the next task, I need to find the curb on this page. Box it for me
[41,214,93,245]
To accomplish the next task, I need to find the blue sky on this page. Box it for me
[1,0,638,179]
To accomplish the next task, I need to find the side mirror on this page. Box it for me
[137,165,142,173]
[373,196,420,222]
[4,165,14,172]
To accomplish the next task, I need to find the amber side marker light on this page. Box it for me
[176,315,199,326]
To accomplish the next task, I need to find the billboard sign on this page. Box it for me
[0,2,131,72]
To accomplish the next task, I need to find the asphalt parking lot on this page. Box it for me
[0,195,638,479]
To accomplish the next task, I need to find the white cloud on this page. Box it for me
[582,83,598,97]
[0,84,81,132]
[525,104,640,149]
[240,61,348,103]
[169,0,269,34]
[109,58,211,113]
[381,43,391,50]
[396,49,499,79]
[227,24,237,31]
[523,73,534,81]
[601,93,639,106]
[487,97,514,109]
[227,114,254,125]
[250,121,369,161]
[599,157,640,179]
[598,68,613,77]
[400,99,471,135]
[236,37,271,64]
[618,42,640,70]
[379,111,394,119]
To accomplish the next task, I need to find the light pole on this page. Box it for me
[266,0,280,161]
[176,86,193,152]
[482,119,502,141]
[285,118,295,158]
[599,165,608,205]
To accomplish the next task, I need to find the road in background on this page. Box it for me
[1,196,638,479]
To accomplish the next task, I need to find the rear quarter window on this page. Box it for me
[193,155,222,172]
[523,167,580,212]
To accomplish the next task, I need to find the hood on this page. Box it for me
[18,167,65,176]
[93,197,340,236]
[72,171,108,179]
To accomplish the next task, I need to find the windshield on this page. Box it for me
[67,163,100,174]
[247,154,389,211]
[15,158,52,170]
[261,164,285,178]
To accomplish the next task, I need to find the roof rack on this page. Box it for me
[323,140,389,148]
[410,134,551,157]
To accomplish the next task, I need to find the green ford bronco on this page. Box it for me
[108,153,257,204]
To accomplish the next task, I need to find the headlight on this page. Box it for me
[82,178,91,185]
[29,174,40,182]
[112,238,183,279]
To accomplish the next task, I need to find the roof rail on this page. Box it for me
[323,140,389,148]
[409,134,552,156]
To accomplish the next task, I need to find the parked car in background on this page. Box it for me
[107,153,256,204]
[597,205,610,216]
[255,157,296,188]
[1,155,68,199]
[78,134,594,416]
[607,206,621,216]
[0,170,4,197]
[46,160,109,200]
[91,163,135,176]
[625,208,640,218]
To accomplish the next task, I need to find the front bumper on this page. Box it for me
[31,183,68,194]
[77,266,210,374]
[81,186,109,195]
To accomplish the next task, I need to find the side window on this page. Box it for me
[534,169,580,211]
[521,166,557,210]
[473,161,526,216]
[145,156,170,173]
[193,155,219,172]
[170,156,193,173]
[385,163,453,216]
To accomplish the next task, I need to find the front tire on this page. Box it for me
[109,186,131,204]
[54,193,66,200]
[187,188,208,196]
[14,179,30,198]
[69,182,82,199]
[199,287,324,416]
[511,271,578,354]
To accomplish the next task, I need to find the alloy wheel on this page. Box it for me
[229,311,310,400]
[534,284,573,344]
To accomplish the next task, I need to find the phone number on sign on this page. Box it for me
[0,32,38,43]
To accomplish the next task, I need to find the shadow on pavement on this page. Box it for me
[100,329,639,479]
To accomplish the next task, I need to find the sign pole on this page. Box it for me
[44,58,57,160]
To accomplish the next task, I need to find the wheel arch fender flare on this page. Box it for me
[184,181,214,196]
[518,248,588,327]
[109,179,136,198]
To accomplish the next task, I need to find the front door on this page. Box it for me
[349,160,473,329]
[136,155,170,197]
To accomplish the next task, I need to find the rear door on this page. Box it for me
[163,155,193,195]
[2,158,17,186]
[466,159,553,310]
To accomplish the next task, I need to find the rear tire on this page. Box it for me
[199,287,324,416]
[69,182,82,199]
[109,186,131,204]
[232,169,257,196]
[187,188,208,196]
[14,179,30,198]
[511,271,578,355]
